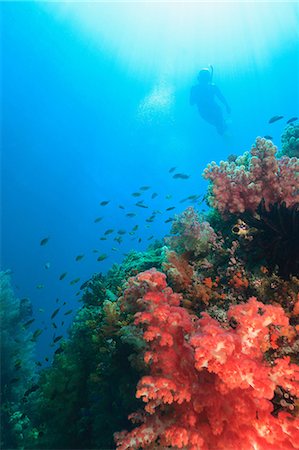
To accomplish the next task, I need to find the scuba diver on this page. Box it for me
[190,66,231,135]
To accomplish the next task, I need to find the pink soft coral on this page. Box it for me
[203,137,299,214]
[115,270,299,450]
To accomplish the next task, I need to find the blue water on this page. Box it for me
[2,2,299,361]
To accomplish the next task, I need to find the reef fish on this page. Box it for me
[100,201,110,206]
[173,173,190,179]
[287,117,298,124]
[59,272,67,281]
[40,237,49,246]
[268,115,284,124]
[51,308,60,320]
[31,329,43,341]
[97,254,107,261]
[75,254,84,261]
[264,135,273,140]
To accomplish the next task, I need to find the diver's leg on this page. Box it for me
[213,105,227,135]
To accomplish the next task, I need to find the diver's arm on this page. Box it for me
[215,86,231,113]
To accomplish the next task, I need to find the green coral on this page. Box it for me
[280,123,299,157]
[0,271,36,449]
[24,278,143,449]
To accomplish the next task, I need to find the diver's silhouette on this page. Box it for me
[190,66,231,135]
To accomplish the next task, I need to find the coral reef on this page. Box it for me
[0,271,36,449]
[203,137,299,213]
[281,123,299,158]
[115,270,299,450]
[165,207,219,258]
[3,135,298,450]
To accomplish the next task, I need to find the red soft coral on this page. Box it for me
[115,270,299,450]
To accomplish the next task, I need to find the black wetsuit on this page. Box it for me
[190,83,227,135]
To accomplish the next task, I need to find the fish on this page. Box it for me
[104,229,114,235]
[117,229,126,235]
[51,308,60,320]
[38,308,44,312]
[55,298,60,303]
[92,249,98,253]
[287,117,298,124]
[132,225,139,231]
[166,206,175,211]
[264,135,273,140]
[111,247,118,252]
[75,254,84,261]
[114,236,123,244]
[147,235,154,240]
[61,321,64,327]
[36,284,45,289]
[132,192,142,197]
[80,280,89,290]
[24,384,40,397]
[118,205,125,209]
[70,278,80,285]
[126,213,136,218]
[165,194,172,200]
[268,115,284,124]
[44,262,51,269]
[97,254,107,261]
[40,237,49,246]
[139,186,150,191]
[54,347,64,355]
[31,329,43,341]
[59,272,67,281]
[52,322,58,329]
[64,309,73,315]
[45,357,49,362]
[14,359,22,370]
[151,192,158,199]
[53,335,63,343]
[99,237,107,241]
[100,201,110,206]
[94,217,103,223]
[23,318,35,328]
[135,202,148,208]
[173,173,190,179]
[168,167,176,173]
[165,218,174,223]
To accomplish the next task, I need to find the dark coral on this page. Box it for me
[240,200,299,279]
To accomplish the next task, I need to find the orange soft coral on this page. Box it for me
[115,270,299,450]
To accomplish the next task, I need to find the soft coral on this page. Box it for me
[115,270,299,450]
